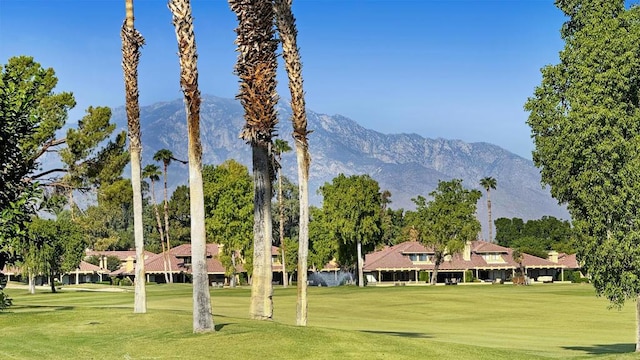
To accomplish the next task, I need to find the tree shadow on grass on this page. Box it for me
[562,343,635,355]
[359,330,432,339]
[214,323,232,331]
[13,305,75,311]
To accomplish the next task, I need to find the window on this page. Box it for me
[483,253,504,263]
[408,253,430,263]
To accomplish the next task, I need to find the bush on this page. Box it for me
[111,277,120,286]
[0,290,11,311]
[120,277,133,286]
[418,271,430,282]
[564,270,589,283]
[464,270,474,283]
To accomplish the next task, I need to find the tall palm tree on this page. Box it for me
[142,164,169,283]
[480,177,497,242]
[229,0,278,320]
[168,0,214,332]
[153,148,186,283]
[121,0,146,313]
[273,0,312,326]
[273,138,291,288]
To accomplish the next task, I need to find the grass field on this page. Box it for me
[0,283,636,359]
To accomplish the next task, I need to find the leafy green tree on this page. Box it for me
[1,56,125,284]
[26,217,85,293]
[494,217,524,247]
[525,1,640,350]
[319,174,382,287]
[479,177,497,242]
[168,185,191,246]
[379,190,405,246]
[405,179,481,285]
[494,216,574,256]
[81,179,135,251]
[308,206,336,271]
[57,106,128,217]
[1,57,57,266]
[203,160,253,287]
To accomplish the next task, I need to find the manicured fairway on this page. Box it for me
[0,283,635,359]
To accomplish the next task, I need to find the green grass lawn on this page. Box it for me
[0,283,635,359]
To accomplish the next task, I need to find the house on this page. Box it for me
[111,243,244,285]
[2,261,109,286]
[85,249,156,271]
[363,241,568,285]
[60,261,110,285]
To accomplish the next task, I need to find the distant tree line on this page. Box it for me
[494,216,575,258]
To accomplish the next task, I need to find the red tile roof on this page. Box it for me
[85,250,156,260]
[364,241,565,272]
[557,253,579,269]
[76,261,106,273]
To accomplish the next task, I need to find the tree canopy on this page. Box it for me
[203,160,253,281]
[405,179,481,285]
[526,1,640,311]
[318,174,383,286]
[1,56,126,269]
[495,216,574,258]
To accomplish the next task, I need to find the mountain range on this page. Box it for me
[110,95,569,240]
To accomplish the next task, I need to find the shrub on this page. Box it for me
[563,270,589,283]
[464,270,474,283]
[0,290,12,311]
[111,277,120,286]
[120,277,133,286]
[418,271,430,282]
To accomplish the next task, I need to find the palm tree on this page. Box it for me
[121,0,146,313]
[273,138,292,288]
[153,148,186,283]
[273,0,312,326]
[229,0,278,320]
[142,164,169,283]
[169,0,214,332]
[479,177,497,242]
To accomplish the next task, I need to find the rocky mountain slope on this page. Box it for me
[111,95,569,239]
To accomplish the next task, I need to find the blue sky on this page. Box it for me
[1,0,574,159]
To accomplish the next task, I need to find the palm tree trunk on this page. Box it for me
[122,0,146,314]
[274,0,311,326]
[278,167,287,288]
[230,0,278,321]
[162,162,173,283]
[249,144,274,320]
[169,0,214,333]
[295,146,310,325]
[150,179,169,283]
[487,191,493,242]
[357,240,364,287]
